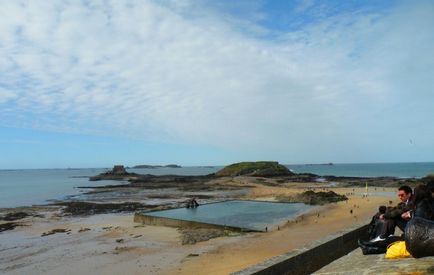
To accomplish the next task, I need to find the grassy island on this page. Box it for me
[216,161,293,177]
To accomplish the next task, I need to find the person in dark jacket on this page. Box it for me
[370,185,413,242]
[358,184,433,255]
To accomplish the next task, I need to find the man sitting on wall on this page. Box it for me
[370,185,413,242]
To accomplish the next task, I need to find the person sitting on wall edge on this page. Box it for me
[358,184,433,255]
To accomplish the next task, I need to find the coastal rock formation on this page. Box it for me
[278,190,348,205]
[0,212,29,221]
[0,222,20,232]
[422,174,434,185]
[54,201,158,216]
[180,228,228,245]
[216,161,293,177]
[89,165,140,181]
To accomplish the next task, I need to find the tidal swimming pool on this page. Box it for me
[139,200,314,231]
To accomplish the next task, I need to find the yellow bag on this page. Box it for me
[385,241,412,259]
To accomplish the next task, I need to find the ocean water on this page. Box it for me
[286,162,434,178]
[0,168,125,208]
[0,167,219,208]
[0,163,433,208]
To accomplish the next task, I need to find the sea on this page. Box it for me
[0,162,433,208]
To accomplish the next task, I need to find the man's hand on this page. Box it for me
[379,214,384,220]
[401,211,411,220]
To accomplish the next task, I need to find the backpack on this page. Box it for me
[385,241,411,259]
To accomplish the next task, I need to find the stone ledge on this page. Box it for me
[315,247,434,274]
[233,224,369,275]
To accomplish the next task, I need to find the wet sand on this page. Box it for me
[0,182,398,275]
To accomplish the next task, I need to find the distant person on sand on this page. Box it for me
[186,198,199,208]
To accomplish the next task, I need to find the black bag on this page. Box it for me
[405,217,434,258]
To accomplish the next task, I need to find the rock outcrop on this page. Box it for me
[89,165,139,181]
[422,173,434,185]
[278,190,348,205]
[215,161,293,177]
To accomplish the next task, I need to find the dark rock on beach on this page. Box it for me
[0,222,20,232]
[53,201,161,216]
[41,228,71,237]
[421,173,434,185]
[0,211,29,221]
[278,190,348,205]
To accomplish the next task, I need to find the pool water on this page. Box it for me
[144,200,313,231]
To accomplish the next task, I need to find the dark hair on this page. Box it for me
[427,181,434,193]
[398,185,413,195]
[412,184,431,205]
[378,205,387,214]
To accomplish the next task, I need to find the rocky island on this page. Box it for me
[215,161,293,177]
[89,165,140,181]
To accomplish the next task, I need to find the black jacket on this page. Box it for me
[383,200,414,219]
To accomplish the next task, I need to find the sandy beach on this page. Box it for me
[0,177,399,275]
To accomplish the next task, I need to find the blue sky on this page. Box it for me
[0,0,433,168]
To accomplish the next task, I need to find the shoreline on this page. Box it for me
[1,163,431,208]
[0,173,403,274]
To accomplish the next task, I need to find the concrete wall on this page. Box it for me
[134,212,259,232]
[233,224,369,275]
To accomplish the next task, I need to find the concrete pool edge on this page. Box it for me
[133,210,261,232]
[133,200,314,232]
[232,224,369,275]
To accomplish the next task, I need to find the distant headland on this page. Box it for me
[132,164,182,169]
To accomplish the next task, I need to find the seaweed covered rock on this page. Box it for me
[0,212,29,221]
[278,190,348,205]
[422,174,434,186]
[216,161,293,177]
[179,228,227,245]
[55,201,153,215]
[405,217,434,258]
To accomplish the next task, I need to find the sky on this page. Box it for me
[0,0,433,169]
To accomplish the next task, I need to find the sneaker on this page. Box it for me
[369,236,385,242]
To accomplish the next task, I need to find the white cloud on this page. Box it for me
[0,0,433,162]
[0,88,17,103]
